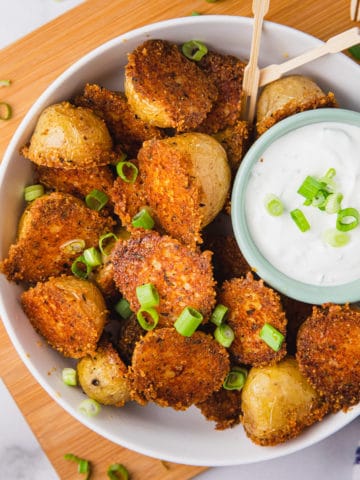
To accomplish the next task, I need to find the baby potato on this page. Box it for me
[21,101,116,168]
[241,357,328,446]
[256,75,337,135]
[21,275,107,358]
[77,339,130,407]
[138,132,230,246]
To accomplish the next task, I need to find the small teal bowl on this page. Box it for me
[231,108,360,305]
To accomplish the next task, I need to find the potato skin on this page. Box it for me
[241,357,328,446]
[21,101,116,168]
[77,339,130,406]
[21,276,107,358]
[125,39,217,131]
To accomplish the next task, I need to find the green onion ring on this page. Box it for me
[263,193,284,216]
[85,189,108,211]
[259,323,284,352]
[98,232,118,256]
[136,307,159,331]
[322,228,350,248]
[78,398,101,417]
[0,102,12,120]
[324,192,343,214]
[136,283,160,308]
[131,208,155,229]
[0,79,11,87]
[336,207,360,232]
[290,208,310,232]
[181,40,208,61]
[64,453,91,479]
[71,255,92,279]
[297,175,323,201]
[116,160,139,183]
[62,367,78,386]
[83,246,102,267]
[107,463,129,480]
[60,238,86,254]
[174,306,203,337]
[24,184,44,202]
[210,304,228,327]
[223,367,248,391]
[115,298,133,319]
[214,323,235,348]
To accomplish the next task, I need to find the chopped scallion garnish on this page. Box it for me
[64,453,91,479]
[181,40,208,61]
[62,367,77,386]
[116,160,139,184]
[131,208,155,229]
[107,463,129,480]
[60,238,86,254]
[322,228,350,248]
[71,255,92,279]
[136,307,159,331]
[83,246,102,268]
[324,192,343,214]
[214,323,235,348]
[24,184,44,202]
[223,367,248,391]
[85,189,108,211]
[209,304,228,327]
[290,208,310,232]
[0,79,11,87]
[259,323,284,351]
[115,298,133,319]
[136,283,159,309]
[263,193,284,216]
[78,398,101,417]
[174,306,203,337]
[99,232,118,256]
[297,175,323,201]
[336,207,360,232]
[0,102,12,120]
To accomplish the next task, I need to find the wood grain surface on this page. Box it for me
[0,1,358,478]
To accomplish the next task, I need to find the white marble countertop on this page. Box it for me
[0,1,359,479]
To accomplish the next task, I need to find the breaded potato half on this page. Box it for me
[218,273,287,366]
[21,101,117,168]
[74,84,164,157]
[125,39,217,131]
[111,230,216,328]
[256,75,337,135]
[129,328,230,410]
[138,133,231,247]
[0,192,115,284]
[296,304,360,412]
[197,50,246,134]
[196,387,242,430]
[241,357,328,446]
[77,338,130,406]
[21,276,107,358]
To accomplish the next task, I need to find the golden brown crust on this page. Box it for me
[74,84,164,157]
[21,275,107,358]
[125,39,217,131]
[296,304,360,412]
[0,192,115,284]
[212,120,251,174]
[111,230,216,328]
[196,387,242,430]
[197,51,246,133]
[219,273,287,366]
[129,328,230,410]
[116,314,144,365]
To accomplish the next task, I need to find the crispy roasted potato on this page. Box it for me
[196,387,242,430]
[21,101,117,168]
[256,75,337,135]
[138,132,230,247]
[129,327,230,410]
[125,39,217,131]
[21,275,107,358]
[77,338,130,406]
[296,304,360,412]
[241,357,328,446]
[0,192,115,284]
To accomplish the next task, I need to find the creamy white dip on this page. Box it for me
[245,121,360,286]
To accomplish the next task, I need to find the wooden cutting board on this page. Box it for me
[0,0,358,478]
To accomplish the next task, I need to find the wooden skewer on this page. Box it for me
[259,27,360,87]
[241,0,270,123]
[350,0,360,21]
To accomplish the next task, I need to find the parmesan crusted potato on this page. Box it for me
[77,339,130,406]
[21,276,107,358]
[125,39,217,131]
[241,357,328,446]
[21,102,117,168]
[256,75,337,135]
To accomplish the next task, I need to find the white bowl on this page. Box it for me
[1,15,360,467]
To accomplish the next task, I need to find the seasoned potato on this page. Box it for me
[21,101,117,168]
[0,192,115,283]
[125,39,217,131]
[196,387,242,430]
[241,357,328,446]
[129,327,230,410]
[138,133,230,247]
[21,276,107,358]
[256,75,337,135]
[296,304,360,412]
[77,339,130,406]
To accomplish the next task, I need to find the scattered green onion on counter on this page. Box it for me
[85,189,109,211]
[0,102,12,120]
[24,184,44,202]
[214,323,235,348]
[259,323,284,351]
[64,453,91,480]
[181,40,208,61]
[290,208,310,232]
[174,306,203,337]
[0,79,11,87]
[107,463,129,480]
[223,367,248,391]
[62,367,78,386]
[78,398,101,417]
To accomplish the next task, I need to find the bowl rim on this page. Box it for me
[231,108,360,304]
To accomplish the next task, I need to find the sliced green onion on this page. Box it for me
[64,453,91,479]
[214,323,235,348]
[78,398,101,417]
[322,228,350,248]
[290,209,310,232]
[116,160,139,184]
[62,367,77,386]
[319,167,337,191]
[99,232,118,256]
[259,323,284,352]
[311,190,328,208]
[263,193,284,216]
[60,238,86,254]
[0,79,11,87]
[223,367,248,391]
[85,189,108,211]
[297,175,324,201]
[0,102,12,120]
[136,307,159,331]
[136,283,159,308]
[349,44,360,60]
[324,192,343,214]
[131,208,154,229]
[191,11,201,15]
[24,184,44,202]
[174,306,203,337]
[181,40,208,61]
[210,304,228,327]
[336,207,360,232]
[71,255,92,279]
[115,298,133,319]
[83,246,102,267]
[107,463,129,480]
